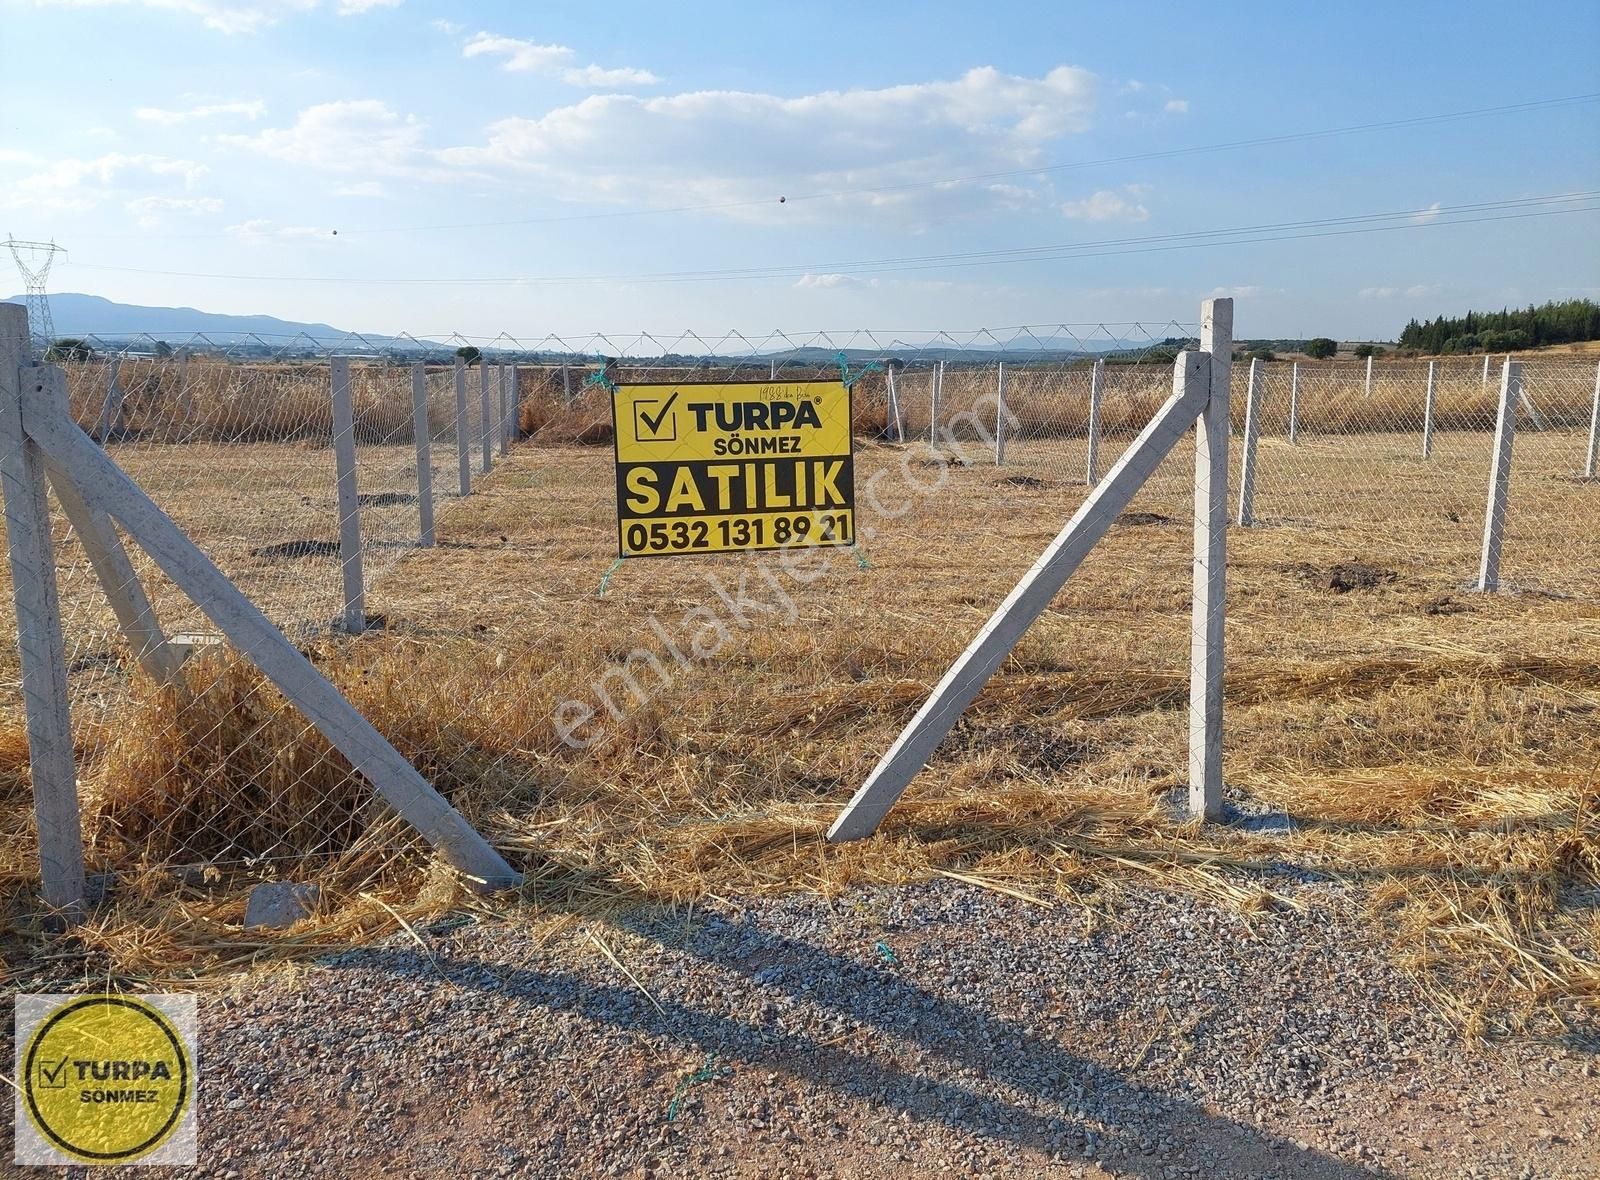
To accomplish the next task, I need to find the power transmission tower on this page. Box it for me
[4,237,65,355]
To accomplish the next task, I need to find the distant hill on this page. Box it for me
[1,293,426,353]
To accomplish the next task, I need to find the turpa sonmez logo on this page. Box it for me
[14,993,197,1166]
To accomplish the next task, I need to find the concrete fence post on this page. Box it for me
[561,362,573,405]
[410,361,435,548]
[509,363,522,444]
[176,347,194,424]
[1085,358,1105,485]
[930,360,943,445]
[479,360,493,475]
[1586,358,1600,479]
[994,361,1008,465]
[1481,353,1491,390]
[497,364,510,457]
[0,304,86,915]
[95,355,125,442]
[1364,353,1373,399]
[1422,360,1437,459]
[1477,359,1521,592]
[1189,296,1232,821]
[885,366,904,442]
[1236,357,1262,527]
[1288,361,1300,445]
[454,357,472,496]
[330,356,365,634]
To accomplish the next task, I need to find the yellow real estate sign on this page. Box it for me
[612,380,855,557]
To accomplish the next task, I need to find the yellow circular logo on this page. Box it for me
[22,995,192,1163]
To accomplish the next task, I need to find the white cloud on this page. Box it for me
[135,99,266,124]
[1061,188,1149,222]
[26,0,395,34]
[125,194,224,226]
[1411,201,1442,224]
[1164,98,1189,114]
[226,218,331,240]
[561,64,661,88]
[463,32,573,73]
[440,66,1098,222]
[332,180,388,197]
[219,100,437,175]
[430,17,460,34]
[794,273,854,289]
[0,152,208,211]
[462,31,657,88]
[1359,284,1440,299]
[1208,285,1280,299]
[126,195,223,214]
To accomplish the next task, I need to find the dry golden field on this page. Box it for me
[0,355,1596,1042]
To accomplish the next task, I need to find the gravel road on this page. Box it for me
[9,879,1597,1178]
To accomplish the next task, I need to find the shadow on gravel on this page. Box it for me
[327,912,1389,1180]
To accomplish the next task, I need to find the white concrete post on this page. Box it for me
[0,305,86,915]
[454,357,472,497]
[330,357,365,634]
[1482,353,1491,390]
[1288,361,1300,445]
[1189,296,1232,820]
[1085,358,1105,486]
[1422,360,1437,460]
[885,367,904,443]
[410,362,435,548]
[95,355,125,442]
[827,350,1214,842]
[1586,358,1600,479]
[1236,357,1262,527]
[176,348,194,424]
[479,360,493,475]
[769,359,777,380]
[561,362,572,405]
[994,361,1008,465]
[18,382,522,894]
[1477,360,1520,593]
[930,360,943,445]
[508,363,521,444]
[497,364,510,457]
[1364,353,1373,399]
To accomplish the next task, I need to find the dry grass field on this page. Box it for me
[1,356,1596,1046]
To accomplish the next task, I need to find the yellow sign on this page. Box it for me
[613,380,855,557]
[17,994,195,1165]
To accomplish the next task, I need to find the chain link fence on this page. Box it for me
[1,328,1596,979]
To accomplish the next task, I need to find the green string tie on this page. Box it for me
[596,556,623,597]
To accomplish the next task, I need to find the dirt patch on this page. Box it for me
[1423,595,1471,616]
[1293,561,1399,593]
[1116,511,1174,527]
[357,491,417,508]
[250,539,341,560]
[946,719,1095,775]
[996,475,1051,489]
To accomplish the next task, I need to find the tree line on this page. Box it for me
[1398,298,1600,355]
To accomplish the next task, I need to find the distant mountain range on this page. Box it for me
[2,293,421,351]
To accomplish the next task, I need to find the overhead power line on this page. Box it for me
[64,192,1600,287]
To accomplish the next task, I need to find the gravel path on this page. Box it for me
[11,880,1597,1178]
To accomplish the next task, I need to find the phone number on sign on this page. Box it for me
[620,510,855,556]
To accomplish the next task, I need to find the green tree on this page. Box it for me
[455,345,482,366]
[1303,337,1337,359]
[1246,347,1276,362]
[45,338,94,362]
[152,340,174,359]
[1352,343,1385,359]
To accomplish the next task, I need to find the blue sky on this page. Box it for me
[3,0,1598,341]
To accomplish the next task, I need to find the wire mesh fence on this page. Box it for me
[1,326,1597,969]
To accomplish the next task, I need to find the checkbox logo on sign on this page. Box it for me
[633,391,679,444]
